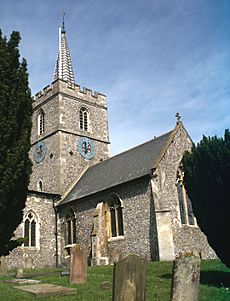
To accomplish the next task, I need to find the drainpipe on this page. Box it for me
[53,200,59,268]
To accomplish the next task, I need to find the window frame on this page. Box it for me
[79,107,89,131]
[23,211,39,248]
[64,209,77,257]
[176,166,197,226]
[37,109,45,135]
[106,194,124,241]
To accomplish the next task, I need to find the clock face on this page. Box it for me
[34,141,46,163]
[77,137,95,160]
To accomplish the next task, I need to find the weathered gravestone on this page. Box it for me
[113,254,147,301]
[16,268,24,278]
[70,244,87,284]
[0,256,7,276]
[170,253,201,301]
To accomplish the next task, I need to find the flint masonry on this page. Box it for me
[6,19,216,269]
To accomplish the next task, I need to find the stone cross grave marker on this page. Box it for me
[170,252,201,301]
[70,244,87,284]
[0,256,7,276]
[112,254,147,301]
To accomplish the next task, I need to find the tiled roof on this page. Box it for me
[59,125,179,206]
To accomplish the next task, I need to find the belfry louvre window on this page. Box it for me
[79,107,89,131]
[107,194,124,237]
[38,109,45,135]
[65,210,77,245]
[24,212,38,247]
[176,166,195,226]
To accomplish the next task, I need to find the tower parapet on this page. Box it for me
[32,79,107,108]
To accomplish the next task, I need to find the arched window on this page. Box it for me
[24,212,39,247]
[64,209,77,256]
[38,180,43,191]
[79,107,89,131]
[107,194,124,238]
[38,109,45,135]
[176,166,195,225]
[65,209,77,246]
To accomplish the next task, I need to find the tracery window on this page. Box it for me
[65,209,77,246]
[64,209,77,256]
[24,212,38,247]
[38,109,45,135]
[176,166,195,225]
[107,194,124,238]
[79,107,89,131]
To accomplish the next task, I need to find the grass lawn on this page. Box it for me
[0,260,229,301]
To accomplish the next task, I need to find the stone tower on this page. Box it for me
[29,19,110,195]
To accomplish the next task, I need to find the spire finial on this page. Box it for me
[175,112,181,124]
[61,11,66,33]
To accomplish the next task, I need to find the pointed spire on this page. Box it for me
[53,13,75,85]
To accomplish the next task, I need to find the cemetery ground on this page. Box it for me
[0,260,229,301]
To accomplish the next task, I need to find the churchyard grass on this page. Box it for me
[0,260,229,301]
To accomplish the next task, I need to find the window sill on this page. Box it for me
[180,223,198,228]
[108,236,125,242]
[21,246,39,250]
[64,244,76,249]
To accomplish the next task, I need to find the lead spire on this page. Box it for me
[53,13,75,85]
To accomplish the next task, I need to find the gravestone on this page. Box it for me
[16,268,24,278]
[113,254,147,301]
[100,281,112,291]
[0,256,7,276]
[170,253,201,301]
[70,244,87,284]
[14,283,76,297]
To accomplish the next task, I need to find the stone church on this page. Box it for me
[6,21,215,269]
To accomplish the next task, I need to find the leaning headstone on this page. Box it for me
[170,252,201,301]
[112,254,147,301]
[70,244,87,284]
[0,256,7,276]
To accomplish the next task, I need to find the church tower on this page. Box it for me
[29,18,110,195]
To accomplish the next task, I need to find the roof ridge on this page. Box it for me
[88,128,175,170]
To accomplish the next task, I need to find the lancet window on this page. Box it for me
[107,194,124,238]
[24,212,38,247]
[79,107,89,131]
[65,209,77,246]
[38,109,45,135]
[176,166,195,226]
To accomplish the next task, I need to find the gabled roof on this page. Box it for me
[59,124,181,206]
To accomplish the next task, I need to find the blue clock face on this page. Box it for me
[34,141,46,163]
[77,137,95,160]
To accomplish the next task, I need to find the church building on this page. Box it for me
[6,21,215,269]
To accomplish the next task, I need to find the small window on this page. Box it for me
[24,212,38,247]
[79,107,89,131]
[38,180,43,191]
[107,194,124,238]
[38,109,45,135]
[176,166,196,226]
[65,210,77,246]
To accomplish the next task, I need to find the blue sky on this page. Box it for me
[1,0,230,155]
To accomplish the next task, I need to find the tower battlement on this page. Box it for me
[32,79,107,108]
